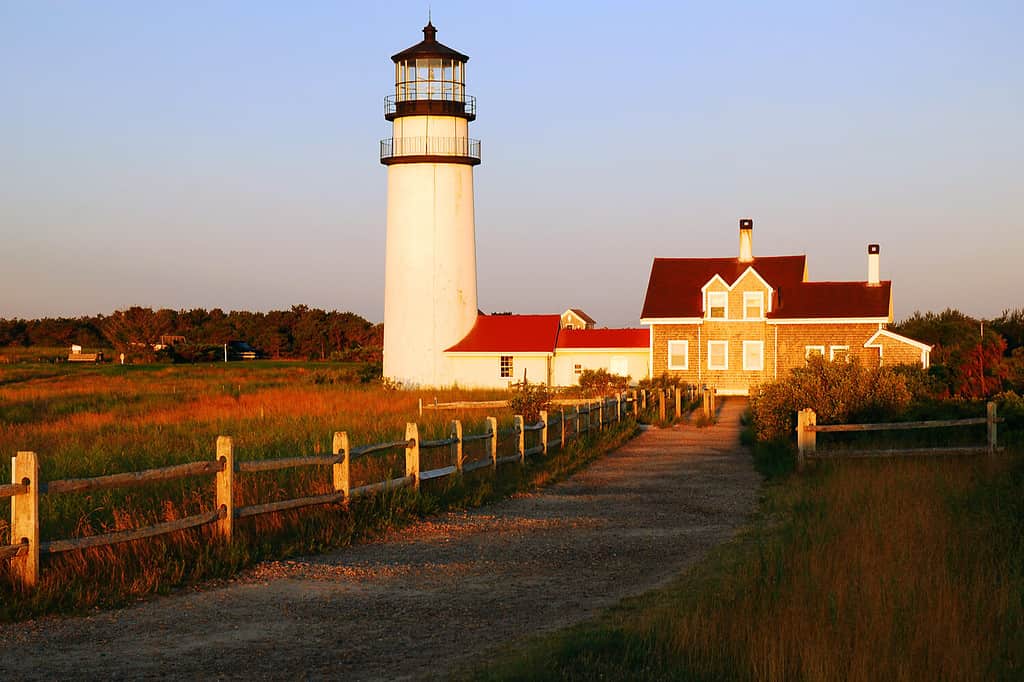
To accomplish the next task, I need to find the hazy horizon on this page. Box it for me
[3,1,1021,327]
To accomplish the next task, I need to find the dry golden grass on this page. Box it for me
[473,453,1024,681]
[1,362,573,618]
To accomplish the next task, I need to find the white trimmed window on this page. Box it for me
[707,291,727,319]
[743,341,764,371]
[743,292,764,320]
[668,340,689,370]
[805,346,825,361]
[500,355,513,378]
[830,345,850,362]
[708,341,728,370]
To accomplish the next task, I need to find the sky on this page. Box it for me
[1,1,1021,327]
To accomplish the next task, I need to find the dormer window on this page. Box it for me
[743,292,764,320]
[707,292,727,319]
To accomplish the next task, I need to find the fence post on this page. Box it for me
[616,393,622,422]
[675,388,681,419]
[796,409,816,472]
[11,451,40,589]
[987,402,998,455]
[405,423,420,490]
[702,389,710,419]
[575,406,581,436]
[540,410,548,455]
[332,431,350,502]
[560,408,566,449]
[514,415,525,465]
[659,389,666,421]
[452,420,464,473]
[633,390,639,418]
[641,390,647,411]
[486,416,498,469]
[598,401,604,430]
[216,436,234,541]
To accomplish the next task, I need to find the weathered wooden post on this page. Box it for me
[641,390,647,411]
[418,398,423,417]
[597,400,604,430]
[616,393,622,422]
[560,408,566,448]
[216,436,234,540]
[633,390,639,418]
[486,416,498,469]
[11,451,40,588]
[332,431,350,502]
[675,388,682,419]
[712,388,717,414]
[796,409,816,472]
[514,415,525,465]
[452,420,464,472]
[702,389,710,419]
[987,401,998,455]
[539,410,549,455]
[659,389,666,421]
[575,406,581,436]
[405,423,420,490]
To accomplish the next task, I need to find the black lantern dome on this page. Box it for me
[385,22,476,121]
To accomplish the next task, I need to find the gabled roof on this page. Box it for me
[445,314,560,354]
[556,328,648,349]
[770,282,891,319]
[565,308,596,324]
[641,256,806,319]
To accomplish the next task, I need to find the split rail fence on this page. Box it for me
[3,394,641,589]
[796,401,1003,471]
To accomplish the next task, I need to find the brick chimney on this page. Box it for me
[867,244,880,286]
[739,218,753,262]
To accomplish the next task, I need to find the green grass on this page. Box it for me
[463,448,1024,681]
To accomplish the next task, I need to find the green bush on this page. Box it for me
[577,368,630,396]
[750,356,912,441]
[507,378,552,423]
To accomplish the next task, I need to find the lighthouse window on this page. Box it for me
[500,356,514,378]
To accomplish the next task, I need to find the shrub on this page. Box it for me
[507,379,552,423]
[750,356,913,441]
[577,369,630,396]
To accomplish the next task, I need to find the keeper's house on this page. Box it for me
[640,219,931,395]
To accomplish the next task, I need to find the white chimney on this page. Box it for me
[739,218,753,262]
[867,244,880,286]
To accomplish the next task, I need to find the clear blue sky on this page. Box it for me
[2,1,1021,327]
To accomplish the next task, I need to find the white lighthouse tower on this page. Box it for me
[381,22,481,387]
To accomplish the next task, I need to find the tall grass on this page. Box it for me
[0,363,634,620]
[469,452,1024,681]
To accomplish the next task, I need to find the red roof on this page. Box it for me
[769,282,891,319]
[445,315,561,353]
[641,256,806,319]
[641,255,891,320]
[556,328,648,349]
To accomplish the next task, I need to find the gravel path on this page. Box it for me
[0,399,759,681]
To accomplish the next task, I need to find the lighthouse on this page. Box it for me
[381,22,481,387]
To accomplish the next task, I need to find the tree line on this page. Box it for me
[891,307,1023,398]
[0,306,382,362]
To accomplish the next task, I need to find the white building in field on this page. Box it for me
[380,23,648,389]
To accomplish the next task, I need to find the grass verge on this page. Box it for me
[463,449,1024,681]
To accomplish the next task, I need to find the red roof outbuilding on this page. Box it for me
[445,314,561,353]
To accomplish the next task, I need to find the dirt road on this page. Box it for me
[0,399,759,681]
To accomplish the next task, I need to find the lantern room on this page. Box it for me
[385,22,476,121]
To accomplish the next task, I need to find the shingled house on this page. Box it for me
[640,219,931,395]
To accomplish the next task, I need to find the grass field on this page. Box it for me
[467,447,1024,681]
[0,361,636,619]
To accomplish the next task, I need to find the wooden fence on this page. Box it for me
[2,394,640,590]
[796,402,1002,471]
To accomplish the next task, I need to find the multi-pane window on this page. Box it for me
[500,355,513,378]
[743,292,764,319]
[805,346,825,361]
[708,341,728,370]
[707,292,727,319]
[743,341,764,371]
[830,345,850,362]
[668,340,689,370]
[574,363,582,375]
